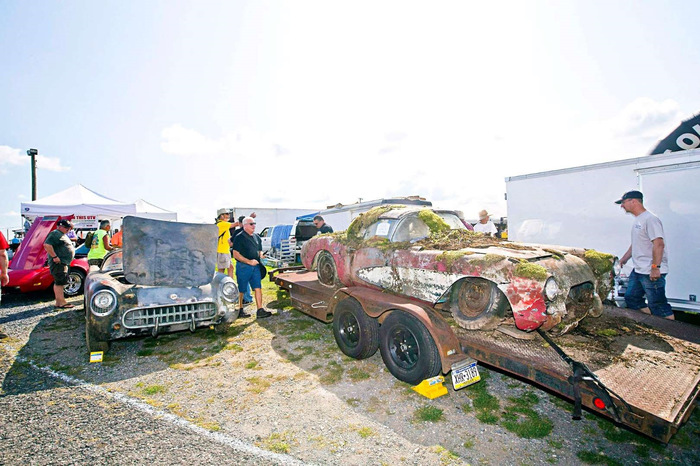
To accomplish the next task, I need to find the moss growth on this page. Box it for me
[346,205,402,241]
[414,405,444,422]
[417,209,451,234]
[514,261,548,281]
[583,249,615,276]
[543,248,565,260]
[436,250,470,269]
[469,253,506,268]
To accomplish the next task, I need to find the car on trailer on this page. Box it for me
[83,216,240,353]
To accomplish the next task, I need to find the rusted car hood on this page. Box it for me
[122,216,217,287]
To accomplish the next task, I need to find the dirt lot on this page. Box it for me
[1,280,698,465]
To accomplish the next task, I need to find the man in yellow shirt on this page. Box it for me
[216,208,234,278]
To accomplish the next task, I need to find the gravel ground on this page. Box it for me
[1,289,698,466]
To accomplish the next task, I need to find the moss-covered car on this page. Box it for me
[84,216,239,352]
[301,206,616,335]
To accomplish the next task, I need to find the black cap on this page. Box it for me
[57,219,73,228]
[615,190,643,204]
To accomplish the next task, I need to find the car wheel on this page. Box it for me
[332,297,379,359]
[85,325,110,353]
[316,251,339,288]
[64,268,86,297]
[450,278,507,330]
[379,312,441,385]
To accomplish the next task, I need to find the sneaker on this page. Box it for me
[256,308,272,319]
[243,299,253,305]
[238,308,251,318]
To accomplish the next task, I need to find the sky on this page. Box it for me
[2,0,699,236]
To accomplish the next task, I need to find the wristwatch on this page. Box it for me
[651,264,659,269]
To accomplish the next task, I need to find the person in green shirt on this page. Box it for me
[87,220,115,267]
[43,219,76,309]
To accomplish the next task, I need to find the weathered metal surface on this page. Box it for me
[122,216,217,287]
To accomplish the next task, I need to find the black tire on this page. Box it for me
[379,312,441,385]
[85,325,110,353]
[64,268,86,297]
[449,278,507,330]
[332,297,379,359]
[316,251,339,288]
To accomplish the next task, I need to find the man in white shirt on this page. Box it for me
[616,190,673,320]
[473,210,498,236]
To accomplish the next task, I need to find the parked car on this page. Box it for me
[3,216,89,298]
[83,216,240,353]
[301,206,616,335]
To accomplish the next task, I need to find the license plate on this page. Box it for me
[451,360,480,390]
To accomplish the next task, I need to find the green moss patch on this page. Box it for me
[417,209,451,234]
[514,261,548,281]
[583,250,615,276]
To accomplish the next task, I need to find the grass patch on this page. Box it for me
[346,398,361,407]
[319,361,344,385]
[245,360,259,369]
[500,391,553,438]
[348,366,371,381]
[142,384,167,396]
[357,426,375,438]
[414,405,444,422]
[245,376,271,394]
[288,332,323,342]
[464,378,500,424]
[576,450,623,466]
[259,431,295,454]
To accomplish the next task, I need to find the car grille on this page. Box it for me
[122,302,217,329]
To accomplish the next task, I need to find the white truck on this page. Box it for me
[505,148,700,313]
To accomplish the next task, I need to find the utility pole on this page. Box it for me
[27,148,38,200]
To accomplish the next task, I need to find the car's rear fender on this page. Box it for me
[331,287,466,374]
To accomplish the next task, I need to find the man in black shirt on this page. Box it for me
[313,215,333,234]
[232,217,272,319]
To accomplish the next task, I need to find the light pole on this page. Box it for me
[27,148,38,201]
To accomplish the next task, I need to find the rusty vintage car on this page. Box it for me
[301,206,617,338]
[84,216,239,352]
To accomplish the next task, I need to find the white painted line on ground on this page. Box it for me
[14,354,310,466]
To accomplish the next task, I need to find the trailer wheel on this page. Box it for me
[332,297,379,359]
[450,278,507,330]
[317,251,339,288]
[85,324,110,353]
[379,312,441,385]
[64,268,86,297]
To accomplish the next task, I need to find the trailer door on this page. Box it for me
[639,162,700,308]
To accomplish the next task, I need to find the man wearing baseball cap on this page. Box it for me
[43,219,76,309]
[616,190,673,320]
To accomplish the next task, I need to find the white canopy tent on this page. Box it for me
[21,184,176,224]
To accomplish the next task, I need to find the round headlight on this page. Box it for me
[544,277,559,301]
[91,289,117,316]
[612,258,621,277]
[220,279,238,302]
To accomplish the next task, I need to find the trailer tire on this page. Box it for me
[316,251,339,288]
[332,297,379,359]
[379,311,441,385]
[450,278,507,330]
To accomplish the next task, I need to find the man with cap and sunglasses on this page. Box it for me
[43,219,76,309]
[616,190,674,320]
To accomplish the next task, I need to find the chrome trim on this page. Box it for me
[122,301,217,329]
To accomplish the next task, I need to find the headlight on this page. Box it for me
[220,279,238,302]
[544,277,559,301]
[612,258,621,277]
[91,289,117,316]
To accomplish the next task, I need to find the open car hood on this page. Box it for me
[122,216,217,287]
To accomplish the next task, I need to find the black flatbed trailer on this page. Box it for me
[273,269,700,443]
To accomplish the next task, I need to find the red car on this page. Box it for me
[3,216,89,297]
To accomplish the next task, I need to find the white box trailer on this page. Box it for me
[506,148,700,313]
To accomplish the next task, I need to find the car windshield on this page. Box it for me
[392,212,466,243]
[101,250,123,272]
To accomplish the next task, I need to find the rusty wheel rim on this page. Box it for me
[458,280,491,318]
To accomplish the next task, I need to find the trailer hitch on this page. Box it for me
[537,329,632,423]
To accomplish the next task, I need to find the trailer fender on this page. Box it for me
[332,287,467,374]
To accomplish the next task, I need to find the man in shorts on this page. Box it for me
[43,219,76,309]
[232,217,272,319]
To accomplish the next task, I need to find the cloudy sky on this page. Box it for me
[1,0,699,235]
